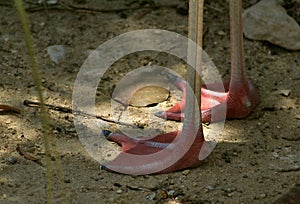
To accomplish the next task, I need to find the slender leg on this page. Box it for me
[156,0,260,123]
[100,0,260,174]
[101,0,206,174]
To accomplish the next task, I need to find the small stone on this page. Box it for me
[223,186,237,193]
[167,190,175,196]
[47,45,65,64]
[272,152,280,158]
[38,0,57,5]
[116,189,123,194]
[217,30,226,36]
[6,157,17,165]
[182,169,190,175]
[5,119,12,124]
[279,89,291,97]
[260,193,267,198]
[146,192,156,200]
[1,194,7,199]
[205,185,214,190]
[227,192,234,197]
[295,115,300,120]
[129,85,169,107]
[66,127,76,133]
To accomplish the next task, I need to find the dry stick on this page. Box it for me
[0,104,21,114]
[25,2,179,13]
[16,144,43,166]
[23,100,143,129]
[14,1,66,203]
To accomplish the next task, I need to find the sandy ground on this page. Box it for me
[0,0,299,203]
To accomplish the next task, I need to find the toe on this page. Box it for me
[102,130,112,137]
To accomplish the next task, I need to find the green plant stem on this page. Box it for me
[14,0,66,203]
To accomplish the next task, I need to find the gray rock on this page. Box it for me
[47,45,65,64]
[243,0,300,50]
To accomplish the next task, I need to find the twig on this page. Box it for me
[0,104,21,114]
[277,166,300,172]
[14,1,65,202]
[126,184,156,192]
[16,144,43,166]
[23,99,143,129]
[25,2,179,14]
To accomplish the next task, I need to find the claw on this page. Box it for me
[102,129,112,138]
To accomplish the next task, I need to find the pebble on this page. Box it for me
[38,0,57,4]
[279,89,291,97]
[227,192,235,197]
[217,30,226,36]
[222,186,237,193]
[5,119,12,124]
[66,127,76,133]
[205,185,214,190]
[6,157,17,165]
[146,192,156,200]
[0,194,7,199]
[260,193,267,198]
[129,86,169,107]
[182,169,190,175]
[47,45,66,64]
[167,190,175,196]
[116,189,123,194]
[243,0,300,50]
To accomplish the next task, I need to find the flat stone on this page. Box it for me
[129,85,169,107]
[243,0,300,50]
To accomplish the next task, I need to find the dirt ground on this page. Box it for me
[0,0,299,203]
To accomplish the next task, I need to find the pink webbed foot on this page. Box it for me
[100,128,206,174]
[155,75,260,123]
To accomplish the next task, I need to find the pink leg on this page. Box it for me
[156,0,260,123]
[100,0,259,174]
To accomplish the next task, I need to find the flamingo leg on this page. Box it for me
[100,0,259,174]
[155,0,260,123]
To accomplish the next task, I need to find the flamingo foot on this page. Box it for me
[155,75,260,123]
[100,128,206,174]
